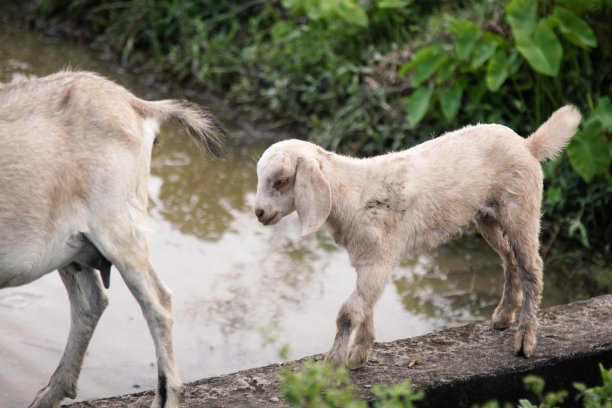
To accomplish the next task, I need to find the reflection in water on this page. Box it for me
[394,238,502,329]
[151,126,260,241]
[0,21,567,408]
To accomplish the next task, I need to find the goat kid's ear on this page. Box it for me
[295,157,332,237]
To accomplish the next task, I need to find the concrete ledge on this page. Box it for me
[68,295,612,407]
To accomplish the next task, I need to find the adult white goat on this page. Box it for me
[0,71,225,408]
[254,106,581,369]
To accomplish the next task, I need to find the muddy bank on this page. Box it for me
[67,294,612,407]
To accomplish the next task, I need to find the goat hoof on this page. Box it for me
[324,350,348,369]
[348,347,369,370]
[28,386,62,408]
[514,328,536,358]
[492,309,515,331]
[493,321,510,331]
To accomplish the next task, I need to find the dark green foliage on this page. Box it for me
[34,0,611,253]
[475,364,612,408]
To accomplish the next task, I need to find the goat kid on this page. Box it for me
[254,105,581,369]
[0,71,225,408]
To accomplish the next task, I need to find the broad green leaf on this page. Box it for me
[516,21,563,77]
[558,0,601,14]
[518,399,538,408]
[482,31,506,47]
[507,48,523,75]
[398,44,442,77]
[593,97,612,131]
[436,60,458,83]
[377,0,410,8]
[456,31,478,60]
[601,364,611,382]
[440,86,463,120]
[567,119,611,182]
[412,53,450,87]
[305,1,323,20]
[470,40,498,69]
[336,1,369,27]
[554,7,597,48]
[486,49,509,91]
[524,376,546,395]
[506,0,537,38]
[407,86,434,125]
[449,20,481,60]
[447,19,480,36]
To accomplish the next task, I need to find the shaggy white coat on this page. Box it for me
[255,106,581,368]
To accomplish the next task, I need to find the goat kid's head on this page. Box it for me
[255,140,332,236]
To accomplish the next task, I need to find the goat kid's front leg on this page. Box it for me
[325,263,390,369]
[29,265,108,408]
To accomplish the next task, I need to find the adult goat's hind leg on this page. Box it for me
[477,218,521,330]
[122,261,182,408]
[29,264,108,408]
[94,220,182,408]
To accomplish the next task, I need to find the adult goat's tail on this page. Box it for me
[525,105,581,162]
[135,98,226,157]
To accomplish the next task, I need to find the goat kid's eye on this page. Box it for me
[273,177,291,189]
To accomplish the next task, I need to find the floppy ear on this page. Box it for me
[294,157,332,236]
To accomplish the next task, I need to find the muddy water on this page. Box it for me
[0,23,566,407]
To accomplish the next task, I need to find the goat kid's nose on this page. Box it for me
[255,208,264,219]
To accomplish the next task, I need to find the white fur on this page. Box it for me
[255,106,581,367]
[0,71,224,408]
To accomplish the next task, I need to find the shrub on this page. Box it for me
[32,0,612,253]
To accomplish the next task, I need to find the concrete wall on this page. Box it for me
[67,294,612,407]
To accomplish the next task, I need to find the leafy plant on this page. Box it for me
[399,0,611,251]
[574,364,612,408]
[32,0,612,253]
[278,359,423,407]
[398,0,602,126]
[518,375,568,408]
[567,97,612,183]
[475,364,612,408]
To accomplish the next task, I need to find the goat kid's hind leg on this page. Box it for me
[477,219,521,330]
[325,263,390,369]
[505,223,543,358]
[29,265,108,408]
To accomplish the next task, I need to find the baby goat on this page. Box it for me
[0,71,224,408]
[255,106,581,368]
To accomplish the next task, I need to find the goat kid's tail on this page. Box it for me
[136,99,226,157]
[525,105,581,162]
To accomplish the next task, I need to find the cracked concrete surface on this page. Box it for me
[67,295,612,407]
